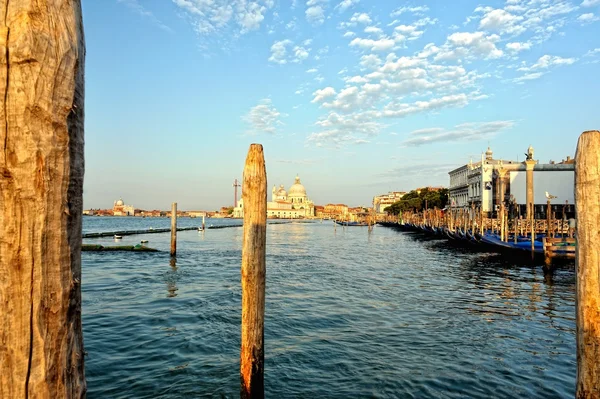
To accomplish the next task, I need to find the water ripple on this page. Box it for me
[82,221,576,398]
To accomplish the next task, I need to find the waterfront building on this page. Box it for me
[314,205,325,218]
[233,175,316,219]
[321,203,348,219]
[448,146,575,217]
[113,197,135,216]
[373,191,406,213]
[449,147,519,212]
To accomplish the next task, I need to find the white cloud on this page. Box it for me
[582,0,600,6]
[478,8,525,35]
[307,111,384,147]
[401,121,514,146]
[578,13,600,23]
[312,87,337,102]
[585,48,600,56]
[343,31,356,37]
[306,5,325,24]
[335,0,359,12]
[506,41,531,52]
[390,6,429,17]
[518,54,577,71]
[268,39,292,64]
[364,26,384,35]
[268,39,311,63]
[350,37,396,51]
[306,68,319,73]
[435,32,503,60]
[513,72,545,83]
[359,54,382,69]
[243,99,282,134]
[173,0,274,35]
[339,12,372,28]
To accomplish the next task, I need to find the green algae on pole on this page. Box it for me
[240,144,267,399]
[82,244,159,252]
[0,1,86,397]
[575,130,600,398]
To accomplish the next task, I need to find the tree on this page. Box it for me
[384,188,449,216]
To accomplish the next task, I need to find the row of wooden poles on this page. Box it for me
[402,201,574,244]
[0,2,597,397]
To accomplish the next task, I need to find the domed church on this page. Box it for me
[233,175,315,218]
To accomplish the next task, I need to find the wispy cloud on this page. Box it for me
[119,0,173,33]
[400,121,515,146]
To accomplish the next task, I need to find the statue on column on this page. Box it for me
[525,145,534,161]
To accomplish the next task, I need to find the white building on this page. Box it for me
[372,191,406,213]
[449,146,575,217]
[113,197,135,216]
[233,175,315,219]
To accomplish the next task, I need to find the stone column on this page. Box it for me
[497,168,507,206]
[525,160,536,219]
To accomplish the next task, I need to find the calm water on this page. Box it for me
[82,217,576,398]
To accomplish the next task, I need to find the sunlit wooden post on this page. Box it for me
[240,144,267,399]
[0,1,86,397]
[574,130,600,398]
[170,202,177,256]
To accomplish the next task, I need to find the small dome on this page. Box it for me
[276,185,287,197]
[288,175,307,197]
[116,198,124,206]
[485,147,493,160]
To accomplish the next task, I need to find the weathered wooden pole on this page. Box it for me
[240,144,267,399]
[575,130,600,398]
[0,1,86,397]
[546,200,552,238]
[530,203,535,252]
[170,202,177,256]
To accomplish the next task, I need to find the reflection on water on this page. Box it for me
[166,258,178,298]
[82,219,576,398]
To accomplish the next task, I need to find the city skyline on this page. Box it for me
[83,0,598,210]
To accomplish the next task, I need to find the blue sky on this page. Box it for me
[83,0,599,211]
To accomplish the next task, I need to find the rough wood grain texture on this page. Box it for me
[170,202,177,256]
[575,130,600,399]
[240,144,267,399]
[0,1,86,397]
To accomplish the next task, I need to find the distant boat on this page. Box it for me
[140,240,148,244]
[114,235,122,239]
[334,220,368,227]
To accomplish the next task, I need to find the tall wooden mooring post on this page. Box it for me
[0,1,87,397]
[240,144,267,398]
[575,130,600,398]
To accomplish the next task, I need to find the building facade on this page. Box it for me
[372,191,406,213]
[113,198,135,216]
[448,146,575,217]
[233,175,315,219]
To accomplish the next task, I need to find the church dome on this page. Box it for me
[288,175,307,197]
[276,184,287,197]
[116,198,124,206]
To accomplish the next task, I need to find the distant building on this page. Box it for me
[113,197,134,216]
[373,191,406,213]
[322,203,348,219]
[234,175,315,219]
